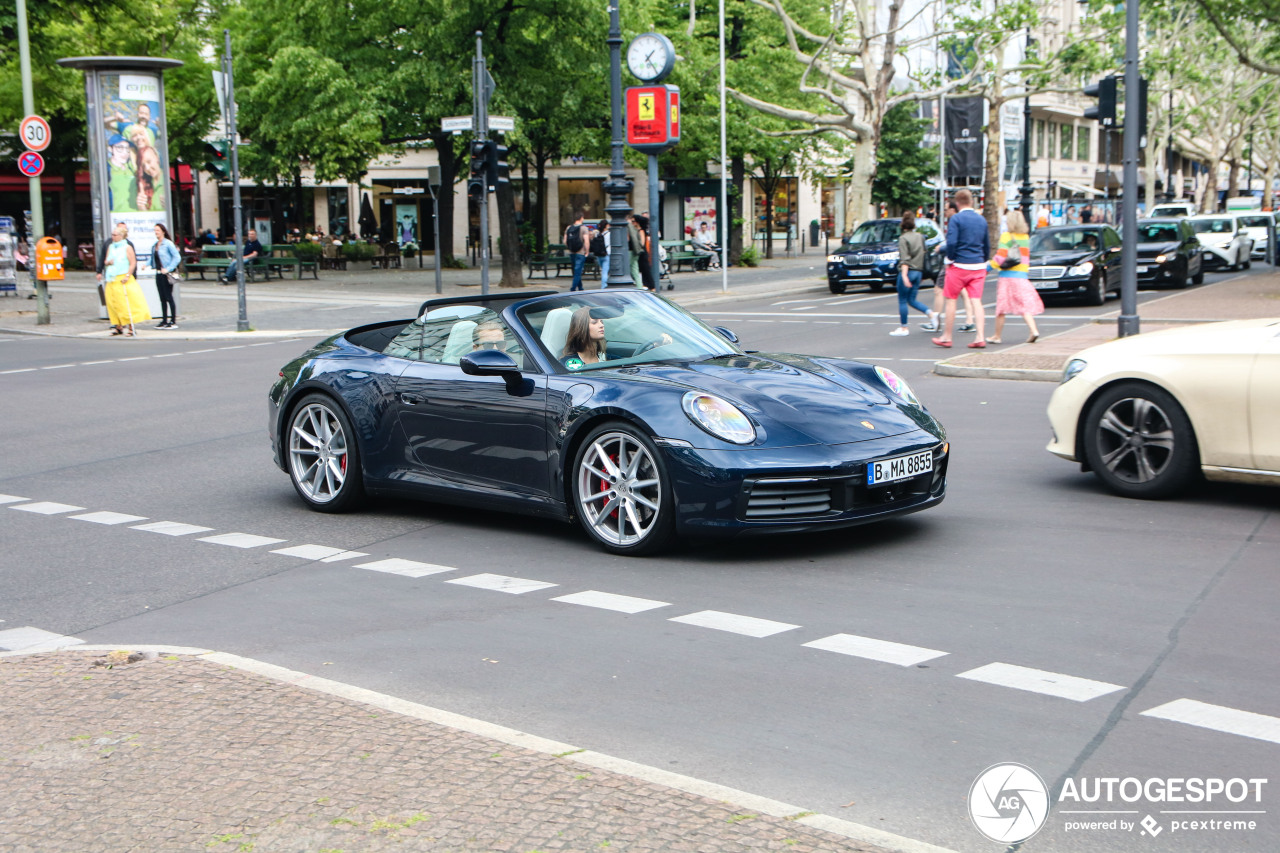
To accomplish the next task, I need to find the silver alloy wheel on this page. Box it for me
[288,402,349,503]
[1094,396,1175,484]
[575,430,663,547]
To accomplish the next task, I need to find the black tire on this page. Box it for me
[1243,258,1251,270]
[1082,271,1107,306]
[828,280,847,295]
[285,393,366,512]
[571,422,675,556]
[1082,382,1199,499]
[870,281,886,293]
[1193,264,1205,285]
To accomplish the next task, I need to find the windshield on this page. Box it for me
[1030,229,1100,253]
[1190,219,1233,234]
[1239,216,1272,229]
[843,220,901,246]
[518,291,741,372]
[1137,224,1179,243]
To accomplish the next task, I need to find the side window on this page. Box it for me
[1103,228,1121,250]
[418,306,525,369]
[382,319,427,360]
[917,222,938,239]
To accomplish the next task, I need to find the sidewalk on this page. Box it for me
[0,253,832,341]
[935,267,1280,381]
[0,645,932,853]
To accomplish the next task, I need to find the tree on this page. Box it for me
[873,103,937,213]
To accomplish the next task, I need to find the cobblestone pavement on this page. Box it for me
[0,649,904,853]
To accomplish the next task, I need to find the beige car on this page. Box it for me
[1047,319,1280,497]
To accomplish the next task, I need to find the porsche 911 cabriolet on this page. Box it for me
[268,290,949,555]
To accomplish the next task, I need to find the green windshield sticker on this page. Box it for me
[565,357,584,371]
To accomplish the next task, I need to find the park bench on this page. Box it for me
[185,244,273,281]
[265,245,319,280]
[661,239,711,273]
[528,243,575,278]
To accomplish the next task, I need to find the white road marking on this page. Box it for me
[70,511,148,525]
[10,502,86,515]
[803,633,948,667]
[900,358,943,362]
[218,345,246,350]
[0,626,84,652]
[151,352,182,358]
[354,558,457,578]
[790,305,818,311]
[552,590,671,613]
[186,349,217,354]
[198,532,287,549]
[447,573,558,594]
[957,662,1123,702]
[668,610,800,638]
[130,520,215,536]
[41,364,77,370]
[81,360,115,365]
[0,368,36,374]
[272,544,366,562]
[0,494,29,504]
[116,356,150,362]
[1141,699,1280,745]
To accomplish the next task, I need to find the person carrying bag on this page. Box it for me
[102,224,151,337]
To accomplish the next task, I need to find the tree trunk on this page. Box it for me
[846,141,877,231]
[982,100,1003,244]
[1226,158,1240,200]
[1145,133,1164,209]
[1263,157,1276,212]
[730,155,745,265]
[1201,158,1220,213]
[535,156,547,252]
[496,179,524,288]
[520,155,531,248]
[431,132,458,262]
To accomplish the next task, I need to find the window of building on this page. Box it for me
[327,188,349,236]
[1077,126,1091,162]
[1047,123,1057,159]
[1035,120,1045,159]
[751,177,798,244]
[1060,123,1074,160]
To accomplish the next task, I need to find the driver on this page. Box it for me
[472,320,508,351]
[562,307,608,369]
[1079,233,1099,252]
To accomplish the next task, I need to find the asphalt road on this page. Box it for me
[1,268,1276,853]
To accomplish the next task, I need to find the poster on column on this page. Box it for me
[683,197,718,243]
[97,72,169,272]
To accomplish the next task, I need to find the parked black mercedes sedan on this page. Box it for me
[1025,225,1123,305]
[1132,218,1204,288]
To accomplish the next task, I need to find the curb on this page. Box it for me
[2,642,956,853]
[933,362,1061,382]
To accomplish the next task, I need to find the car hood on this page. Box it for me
[635,354,937,445]
[1136,241,1180,254]
[1192,233,1234,246]
[1076,318,1280,361]
[1031,250,1091,266]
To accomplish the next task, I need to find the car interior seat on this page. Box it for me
[539,307,573,359]
[442,320,478,364]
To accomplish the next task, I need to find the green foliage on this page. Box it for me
[291,241,322,260]
[340,241,377,261]
[737,245,760,267]
[872,103,937,213]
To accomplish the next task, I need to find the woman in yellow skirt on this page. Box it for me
[102,224,151,336]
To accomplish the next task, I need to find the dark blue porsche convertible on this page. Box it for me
[268,289,949,555]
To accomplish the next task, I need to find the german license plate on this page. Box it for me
[1136,265,1148,273]
[848,269,872,276]
[1033,280,1057,290]
[868,450,933,485]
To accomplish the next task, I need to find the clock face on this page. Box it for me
[627,33,673,82]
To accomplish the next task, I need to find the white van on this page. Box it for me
[1148,201,1197,218]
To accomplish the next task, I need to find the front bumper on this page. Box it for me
[1200,246,1237,268]
[1135,256,1183,284]
[827,260,896,286]
[1030,274,1092,296]
[662,434,948,537]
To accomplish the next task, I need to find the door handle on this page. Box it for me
[400,392,425,406]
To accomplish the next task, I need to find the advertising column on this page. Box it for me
[57,56,183,317]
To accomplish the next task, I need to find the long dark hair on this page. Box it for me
[154,223,170,240]
[562,306,606,358]
[901,211,916,231]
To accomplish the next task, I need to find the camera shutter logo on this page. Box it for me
[969,763,1050,843]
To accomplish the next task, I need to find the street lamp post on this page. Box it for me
[1117,0,1140,337]
[1018,30,1035,229]
[603,1,634,287]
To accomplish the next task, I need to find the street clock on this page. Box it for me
[627,32,675,83]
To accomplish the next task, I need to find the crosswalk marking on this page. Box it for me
[130,521,215,536]
[552,590,671,613]
[10,502,86,515]
[803,633,948,667]
[1141,699,1280,745]
[272,544,368,562]
[0,494,30,505]
[447,573,558,595]
[957,662,1124,702]
[668,610,800,638]
[354,558,457,578]
[198,532,288,549]
[70,511,148,525]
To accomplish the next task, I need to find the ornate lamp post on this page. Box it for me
[1018,29,1036,228]
[603,2,635,287]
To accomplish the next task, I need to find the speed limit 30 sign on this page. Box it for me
[19,115,51,152]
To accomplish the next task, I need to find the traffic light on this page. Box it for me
[203,139,229,178]
[468,140,490,201]
[1083,76,1117,126]
[1135,76,1148,141]
[487,142,510,192]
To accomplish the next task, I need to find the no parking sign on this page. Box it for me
[17,150,44,178]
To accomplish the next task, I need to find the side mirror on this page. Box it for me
[460,349,529,395]
[714,326,739,344]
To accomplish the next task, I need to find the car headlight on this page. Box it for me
[875,365,920,406]
[1155,254,1168,263]
[681,392,756,444]
[1067,261,1094,276]
[1061,358,1088,384]
[827,254,845,263]
[878,251,899,262]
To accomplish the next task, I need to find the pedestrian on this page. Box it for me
[593,220,613,288]
[634,214,656,291]
[921,200,973,333]
[627,213,645,287]
[101,223,150,337]
[890,212,936,336]
[564,210,590,292]
[986,210,1042,344]
[152,223,182,329]
[932,188,990,348]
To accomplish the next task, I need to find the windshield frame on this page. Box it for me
[842,220,901,247]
